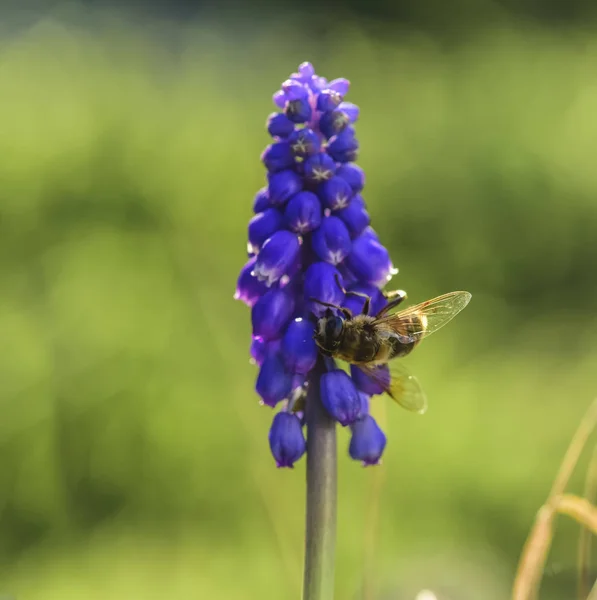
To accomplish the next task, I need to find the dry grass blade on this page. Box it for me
[578,445,597,599]
[512,398,597,600]
[556,494,597,534]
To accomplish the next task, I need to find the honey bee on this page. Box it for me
[312,276,471,414]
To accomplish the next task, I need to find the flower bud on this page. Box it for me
[318,176,352,211]
[328,78,350,96]
[349,415,387,465]
[338,101,359,123]
[327,126,359,163]
[320,369,363,426]
[336,163,365,193]
[235,257,269,306]
[248,208,284,253]
[256,354,293,406]
[285,97,312,123]
[337,193,370,238]
[253,230,301,287]
[345,233,394,287]
[311,216,351,265]
[288,128,321,157]
[316,89,342,112]
[284,191,322,234]
[268,412,306,467]
[261,142,294,172]
[304,153,336,184]
[252,287,295,340]
[253,187,271,213]
[268,169,303,205]
[281,317,317,374]
[319,110,350,139]
[266,112,295,138]
[303,262,344,318]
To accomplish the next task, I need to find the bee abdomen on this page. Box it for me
[386,315,425,359]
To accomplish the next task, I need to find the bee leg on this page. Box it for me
[309,297,353,320]
[375,291,407,317]
[334,273,372,315]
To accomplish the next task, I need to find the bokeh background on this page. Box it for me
[2,1,597,598]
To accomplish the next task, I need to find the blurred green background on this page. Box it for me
[2,4,597,599]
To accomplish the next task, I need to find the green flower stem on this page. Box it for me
[302,359,337,600]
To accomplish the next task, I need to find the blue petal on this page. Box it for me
[281,317,317,375]
[252,287,295,340]
[253,187,271,213]
[320,369,363,426]
[311,216,351,265]
[303,262,344,318]
[285,97,312,124]
[317,176,353,211]
[268,411,306,467]
[235,257,269,307]
[248,208,284,253]
[316,90,342,112]
[256,354,293,407]
[288,128,321,157]
[284,191,322,234]
[345,233,394,287]
[266,113,295,138]
[253,230,301,287]
[351,364,390,396]
[303,153,336,184]
[267,170,303,206]
[261,142,295,172]
[336,163,365,193]
[336,193,370,238]
[349,415,387,466]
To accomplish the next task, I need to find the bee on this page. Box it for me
[311,276,471,414]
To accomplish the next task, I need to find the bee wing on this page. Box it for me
[357,362,428,414]
[376,290,471,344]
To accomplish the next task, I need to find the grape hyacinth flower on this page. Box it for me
[234,62,398,600]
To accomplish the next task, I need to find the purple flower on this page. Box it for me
[266,112,295,138]
[269,412,306,467]
[336,193,370,238]
[235,257,269,307]
[320,369,363,426]
[311,216,351,265]
[248,208,284,253]
[318,176,353,211]
[261,142,294,172]
[235,62,403,466]
[284,191,322,234]
[268,170,302,205]
[349,415,387,466]
[282,317,318,374]
[256,353,293,407]
[336,163,365,193]
[252,230,300,287]
[304,262,344,317]
[252,287,295,340]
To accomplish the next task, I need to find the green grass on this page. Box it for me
[1,12,597,599]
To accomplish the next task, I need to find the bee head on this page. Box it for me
[314,308,345,356]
